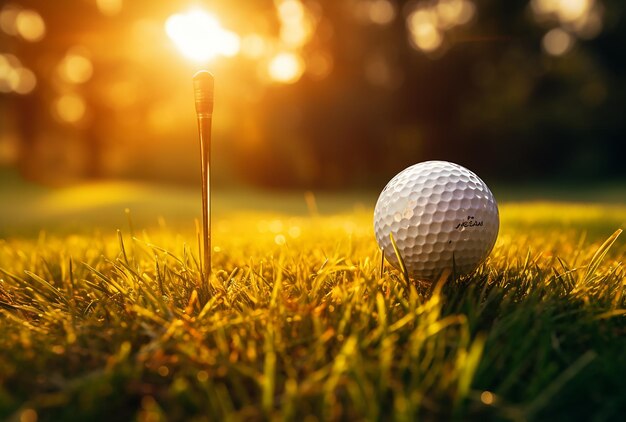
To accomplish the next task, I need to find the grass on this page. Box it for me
[0,181,625,421]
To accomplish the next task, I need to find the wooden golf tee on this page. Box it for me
[193,70,214,282]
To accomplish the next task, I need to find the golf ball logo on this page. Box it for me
[455,216,483,230]
[374,161,499,281]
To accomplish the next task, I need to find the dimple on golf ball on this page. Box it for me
[374,161,499,281]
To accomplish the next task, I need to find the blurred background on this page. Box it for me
[0,0,624,191]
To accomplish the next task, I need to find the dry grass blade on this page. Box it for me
[81,262,128,295]
[389,232,410,287]
[580,229,622,285]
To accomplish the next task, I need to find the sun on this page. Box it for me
[165,9,240,63]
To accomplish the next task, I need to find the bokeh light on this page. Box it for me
[0,70,17,93]
[0,5,20,36]
[165,9,240,62]
[58,48,93,84]
[532,0,592,22]
[543,28,574,56]
[0,55,9,78]
[96,0,123,17]
[364,54,402,89]
[307,51,333,80]
[0,53,36,94]
[572,8,602,39]
[0,54,15,93]
[54,94,86,124]
[278,0,305,22]
[268,52,305,84]
[0,133,19,165]
[15,9,45,42]
[437,0,466,28]
[406,0,476,54]
[354,0,396,25]
[480,391,495,405]
[531,0,603,42]
[241,34,267,59]
[408,9,443,53]
[277,0,316,48]
[12,67,37,94]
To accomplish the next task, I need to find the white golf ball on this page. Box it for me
[374,161,499,281]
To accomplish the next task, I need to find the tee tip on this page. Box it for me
[193,70,214,116]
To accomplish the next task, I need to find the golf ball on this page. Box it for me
[374,161,499,281]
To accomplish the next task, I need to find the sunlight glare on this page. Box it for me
[165,9,240,62]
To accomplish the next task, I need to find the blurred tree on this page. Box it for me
[0,0,624,187]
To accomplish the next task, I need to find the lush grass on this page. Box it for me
[1,187,625,421]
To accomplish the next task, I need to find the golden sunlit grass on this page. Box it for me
[1,197,625,420]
